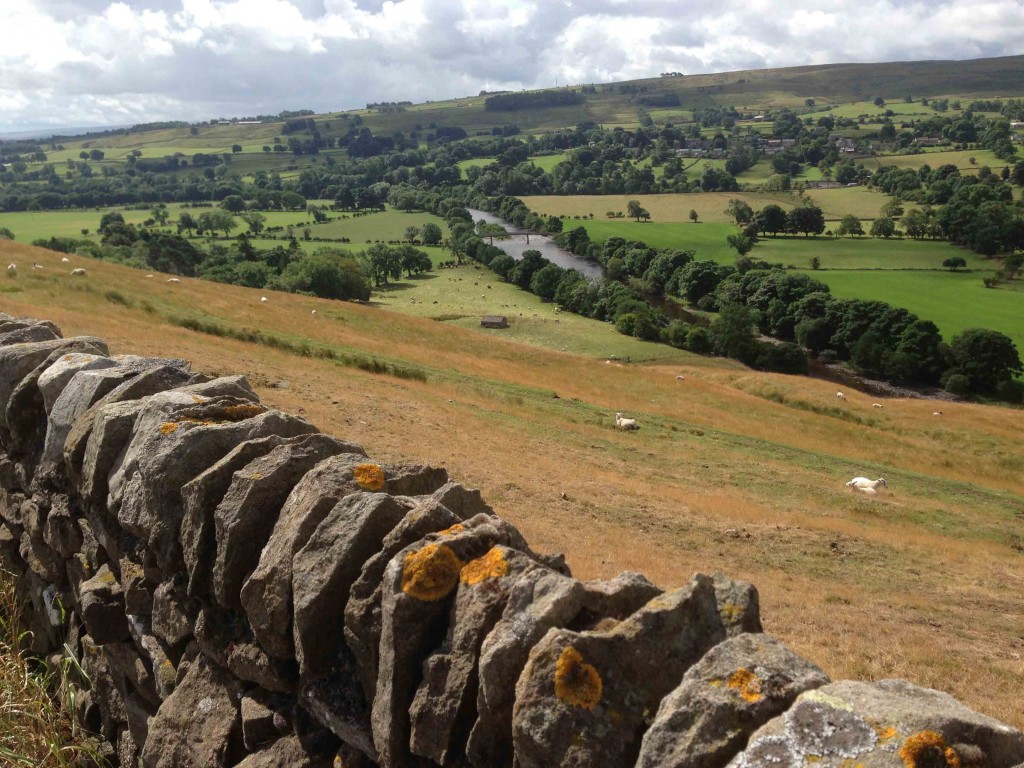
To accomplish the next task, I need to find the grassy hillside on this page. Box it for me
[2,238,1021,727]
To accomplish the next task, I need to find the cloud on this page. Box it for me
[1,0,1023,131]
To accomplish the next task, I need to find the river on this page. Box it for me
[465,208,604,280]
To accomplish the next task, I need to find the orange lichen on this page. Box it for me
[874,724,899,741]
[461,547,509,585]
[554,646,602,710]
[354,463,386,491]
[160,421,181,435]
[899,731,961,768]
[727,668,764,703]
[401,544,464,601]
[221,403,263,420]
[437,524,465,537]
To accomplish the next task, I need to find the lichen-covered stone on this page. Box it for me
[512,573,728,768]
[729,679,1024,768]
[232,733,338,768]
[636,633,829,768]
[80,563,130,644]
[466,570,659,768]
[409,546,547,766]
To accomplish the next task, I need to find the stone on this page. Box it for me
[213,433,352,611]
[0,321,61,346]
[511,573,728,768]
[409,546,548,766]
[18,527,64,582]
[81,634,129,744]
[140,654,245,768]
[636,633,829,768]
[729,678,1024,768]
[104,639,160,707]
[711,571,763,636]
[182,434,305,600]
[241,693,279,751]
[41,494,82,557]
[466,569,660,768]
[345,497,468,705]
[195,605,297,693]
[244,452,410,661]
[233,734,338,768]
[111,393,317,572]
[121,554,154,616]
[292,492,417,679]
[151,576,195,648]
[371,515,530,768]
[80,563,130,644]
[37,352,116,414]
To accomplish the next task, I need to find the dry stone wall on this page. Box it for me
[1,312,1022,768]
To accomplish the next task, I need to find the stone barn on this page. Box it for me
[480,315,508,329]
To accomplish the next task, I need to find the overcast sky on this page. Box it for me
[2,0,1024,133]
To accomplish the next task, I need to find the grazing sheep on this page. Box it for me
[6,263,15,276]
[676,375,686,381]
[836,392,846,400]
[167,277,180,283]
[31,262,43,270]
[933,411,943,416]
[260,296,268,303]
[872,403,883,408]
[614,412,639,430]
[311,310,317,315]
[61,256,70,263]
[146,274,154,278]
[845,477,887,493]
[70,268,86,276]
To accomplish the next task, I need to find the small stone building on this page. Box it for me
[480,315,508,329]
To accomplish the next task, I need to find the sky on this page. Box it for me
[2,0,1024,133]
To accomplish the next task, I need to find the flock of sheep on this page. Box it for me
[7,258,86,277]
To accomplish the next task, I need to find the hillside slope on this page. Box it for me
[2,239,1022,726]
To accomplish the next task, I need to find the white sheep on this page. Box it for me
[146,274,154,278]
[61,256,70,263]
[933,411,943,416]
[70,268,86,276]
[260,296,268,303]
[614,412,639,430]
[676,375,686,381]
[872,403,883,408]
[31,262,44,270]
[167,277,180,283]
[311,309,317,315]
[836,392,846,400]
[6,263,15,276]
[845,477,887,493]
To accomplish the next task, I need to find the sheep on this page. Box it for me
[31,262,44,270]
[6,263,15,276]
[676,375,686,381]
[61,256,70,263]
[845,477,887,493]
[614,412,639,430]
[260,296,268,303]
[70,268,86,276]
[872,403,883,408]
[933,411,943,416]
[311,310,317,316]
[836,392,846,400]
[146,274,154,278]
[167,277,180,283]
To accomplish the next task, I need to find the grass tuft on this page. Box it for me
[0,569,108,767]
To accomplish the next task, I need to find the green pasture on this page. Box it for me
[576,221,738,263]
[862,148,1019,174]
[805,186,891,220]
[305,206,451,243]
[457,153,570,177]
[803,269,1024,350]
[798,101,936,120]
[754,235,996,271]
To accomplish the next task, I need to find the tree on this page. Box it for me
[404,225,420,243]
[689,209,699,224]
[946,328,1022,394]
[870,216,897,238]
[151,204,169,227]
[198,209,237,237]
[398,245,432,277]
[0,227,13,240]
[232,144,242,153]
[709,304,758,362]
[726,233,754,256]
[942,256,967,271]
[757,204,789,236]
[627,200,644,221]
[873,96,886,107]
[836,214,864,238]
[274,250,370,300]
[241,212,266,235]
[544,216,563,233]
[420,222,442,245]
[359,244,403,286]
[88,149,105,161]
[220,195,247,213]
[177,213,196,236]
[787,204,825,237]
[725,199,754,225]
[530,263,565,300]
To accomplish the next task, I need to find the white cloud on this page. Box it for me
[1,0,1023,131]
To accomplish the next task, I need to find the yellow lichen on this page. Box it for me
[719,602,744,622]
[727,668,764,703]
[554,646,602,710]
[354,463,386,491]
[160,421,180,435]
[401,544,464,601]
[438,524,465,537]
[461,547,509,585]
[899,731,961,768]
[874,724,899,741]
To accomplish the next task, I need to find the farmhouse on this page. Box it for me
[481,315,509,328]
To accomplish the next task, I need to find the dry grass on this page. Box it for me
[2,241,1022,727]
[0,570,106,767]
